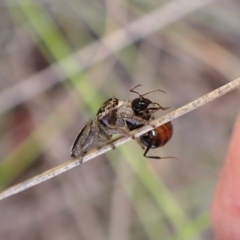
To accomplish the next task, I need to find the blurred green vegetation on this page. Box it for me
[0,0,240,239]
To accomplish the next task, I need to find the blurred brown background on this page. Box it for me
[0,0,239,239]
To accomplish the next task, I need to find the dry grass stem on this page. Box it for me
[0,77,239,201]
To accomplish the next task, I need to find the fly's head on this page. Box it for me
[96,97,127,129]
[96,97,119,130]
[97,97,119,118]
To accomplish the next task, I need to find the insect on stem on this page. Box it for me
[0,77,239,201]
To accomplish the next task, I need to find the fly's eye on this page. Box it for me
[97,97,119,116]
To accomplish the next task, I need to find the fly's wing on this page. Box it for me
[70,120,95,158]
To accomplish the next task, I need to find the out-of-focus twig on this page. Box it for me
[0,77,239,201]
[0,0,216,115]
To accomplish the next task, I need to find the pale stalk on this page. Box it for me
[0,77,239,201]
